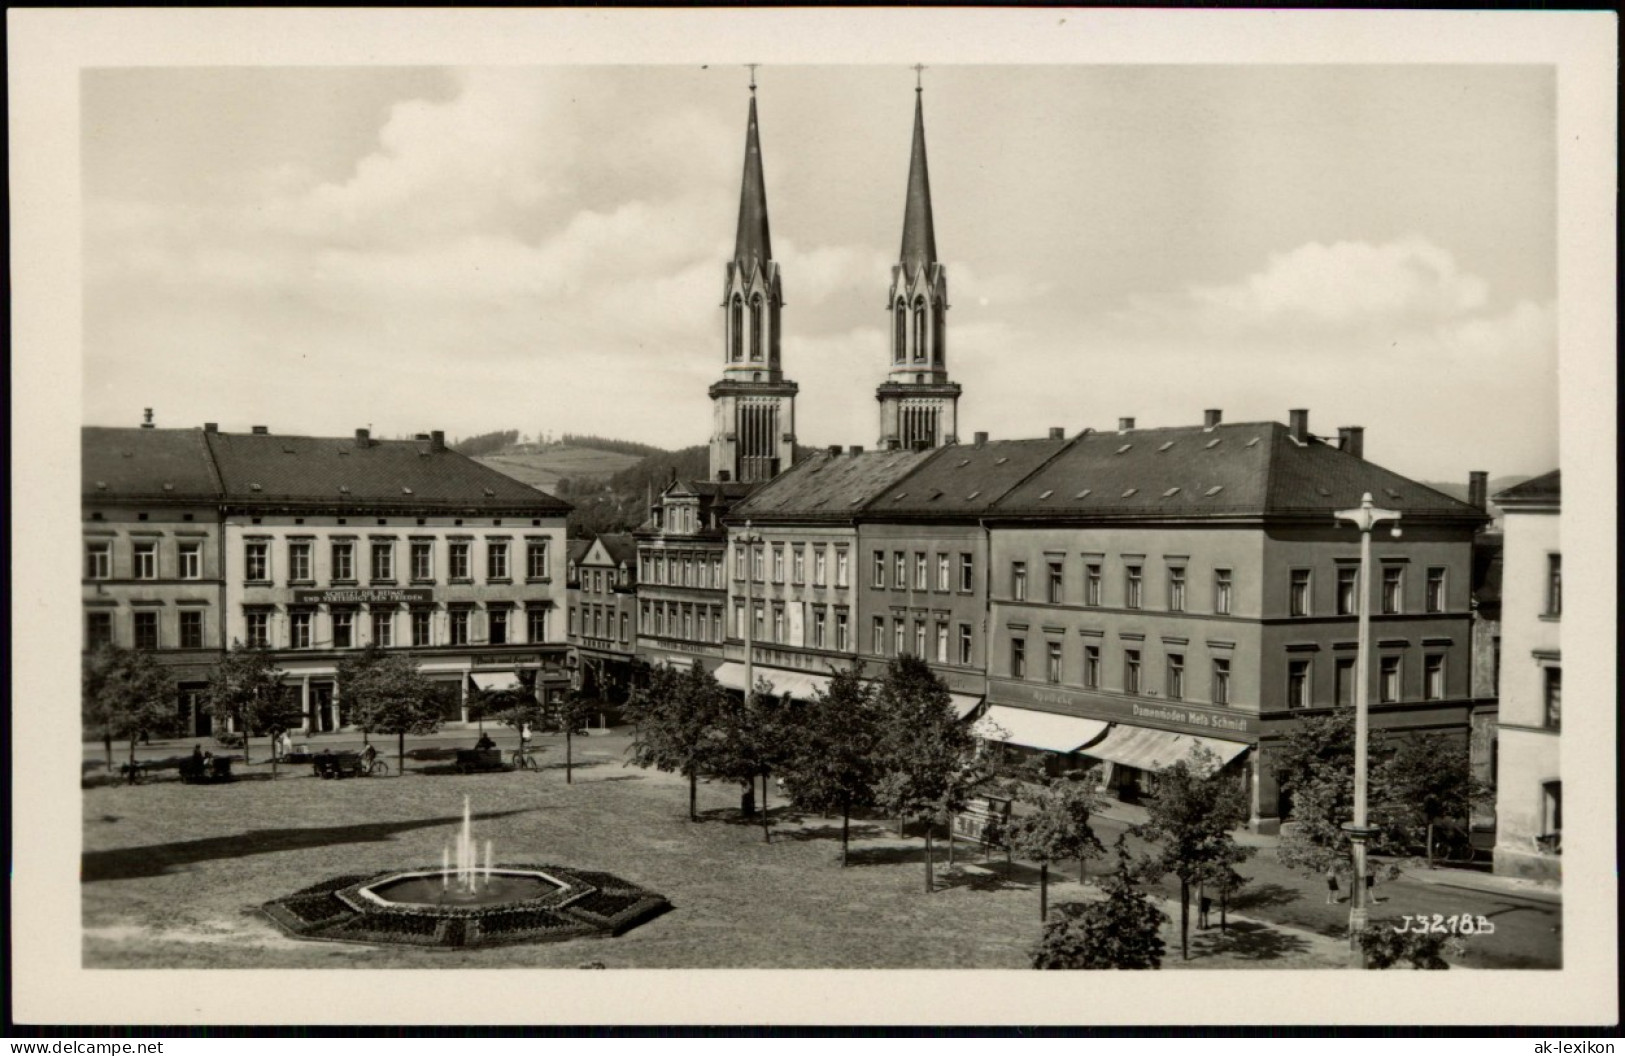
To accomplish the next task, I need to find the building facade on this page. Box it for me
[633,479,748,675]
[83,424,228,736]
[84,422,575,738]
[718,446,937,697]
[566,532,640,701]
[1490,470,1561,880]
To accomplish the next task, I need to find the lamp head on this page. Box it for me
[1390,527,1402,539]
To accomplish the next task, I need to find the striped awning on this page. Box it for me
[1079,724,1250,773]
[468,670,522,693]
[974,705,1110,753]
[713,662,831,701]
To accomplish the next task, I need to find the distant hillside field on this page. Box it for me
[475,447,645,492]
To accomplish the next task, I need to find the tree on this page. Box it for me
[703,676,799,842]
[1379,735,1489,866]
[624,660,726,820]
[1193,838,1252,934]
[1031,841,1167,970]
[1355,921,1454,969]
[549,689,599,784]
[1273,709,1407,880]
[1135,746,1252,961]
[336,645,442,775]
[871,656,981,893]
[82,644,174,779]
[779,667,881,865]
[206,641,296,768]
[1007,778,1106,921]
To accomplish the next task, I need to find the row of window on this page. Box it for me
[569,604,632,645]
[733,542,850,588]
[731,599,852,651]
[86,609,208,651]
[891,296,943,365]
[640,600,727,645]
[871,550,976,594]
[640,551,725,590]
[238,605,545,650]
[85,538,206,581]
[869,615,976,666]
[239,538,550,586]
[1004,558,1448,616]
[1004,636,1451,706]
[654,504,705,535]
[727,292,772,364]
[572,566,632,594]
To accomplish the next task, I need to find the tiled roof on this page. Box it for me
[669,479,756,501]
[83,427,221,501]
[1493,469,1560,506]
[596,532,638,568]
[726,448,937,522]
[203,430,571,511]
[875,437,1069,516]
[993,421,1485,522]
[567,538,592,564]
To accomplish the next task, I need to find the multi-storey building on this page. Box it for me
[981,411,1489,827]
[82,421,228,736]
[83,422,574,736]
[718,446,937,697]
[854,432,1071,714]
[633,479,749,674]
[1490,470,1561,880]
[566,532,640,700]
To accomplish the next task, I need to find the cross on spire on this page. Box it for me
[913,63,926,92]
[747,63,758,94]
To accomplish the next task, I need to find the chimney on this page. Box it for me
[1118,417,1135,432]
[430,430,446,452]
[252,425,270,435]
[1288,409,1309,442]
[1338,426,1365,459]
[141,408,155,429]
[1203,409,1222,428]
[973,431,989,447]
[1468,470,1488,511]
[1048,427,1065,440]
[827,444,842,456]
[204,422,218,434]
[718,470,732,482]
[848,445,864,455]
[668,466,678,485]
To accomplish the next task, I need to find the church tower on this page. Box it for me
[709,82,798,484]
[876,79,960,450]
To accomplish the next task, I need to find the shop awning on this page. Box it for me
[974,705,1110,754]
[468,670,522,693]
[1079,724,1250,773]
[713,662,832,701]
[947,693,983,721]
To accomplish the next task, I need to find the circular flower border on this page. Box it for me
[261,864,670,949]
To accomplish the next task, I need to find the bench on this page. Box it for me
[179,756,234,784]
[313,751,364,779]
[455,748,507,774]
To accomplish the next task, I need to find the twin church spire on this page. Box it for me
[707,74,960,485]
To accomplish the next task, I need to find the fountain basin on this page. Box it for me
[262,864,669,949]
[359,869,566,909]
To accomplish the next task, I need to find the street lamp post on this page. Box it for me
[1335,491,1401,960]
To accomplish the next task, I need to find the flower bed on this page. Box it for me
[261,864,669,950]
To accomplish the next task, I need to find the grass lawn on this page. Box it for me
[82,732,1349,969]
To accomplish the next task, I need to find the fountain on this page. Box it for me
[262,795,669,949]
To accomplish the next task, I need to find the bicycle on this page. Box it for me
[511,747,540,771]
[363,757,389,776]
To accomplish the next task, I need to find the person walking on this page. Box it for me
[1325,866,1341,905]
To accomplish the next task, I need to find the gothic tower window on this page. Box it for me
[913,297,927,361]
[894,301,907,363]
[730,294,744,362]
[750,294,764,361]
[933,302,944,364]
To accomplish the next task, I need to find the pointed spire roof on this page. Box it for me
[733,91,772,270]
[899,88,937,271]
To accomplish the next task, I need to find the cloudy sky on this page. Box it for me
[83,63,1557,483]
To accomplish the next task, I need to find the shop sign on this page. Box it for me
[990,678,1255,739]
[293,587,432,605]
